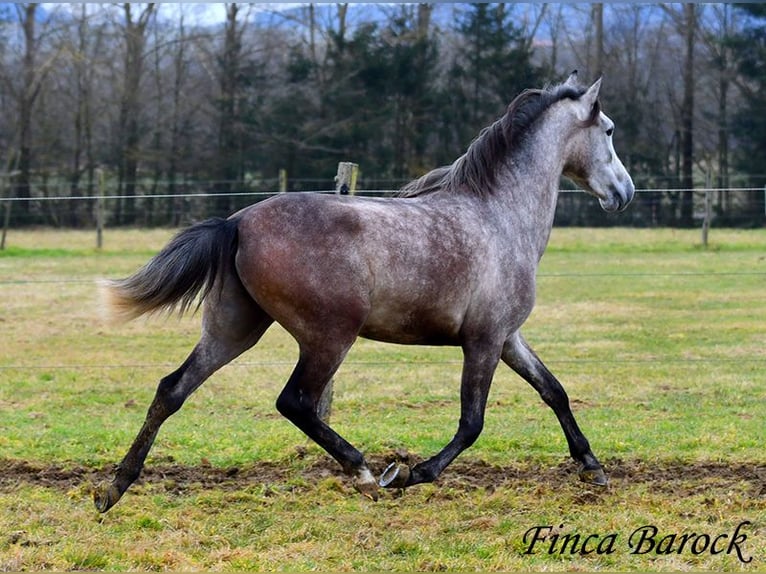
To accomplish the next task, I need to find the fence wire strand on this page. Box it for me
[2,187,764,372]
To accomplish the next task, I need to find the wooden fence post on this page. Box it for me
[316,162,360,424]
[0,176,11,251]
[335,162,358,195]
[279,168,287,193]
[1,171,20,251]
[96,168,105,250]
[701,173,712,249]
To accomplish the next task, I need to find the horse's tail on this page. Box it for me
[102,217,240,322]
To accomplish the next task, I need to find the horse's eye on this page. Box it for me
[606,127,614,137]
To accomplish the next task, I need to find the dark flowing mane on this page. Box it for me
[400,81,598,198]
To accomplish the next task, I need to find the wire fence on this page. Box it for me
[2,181,766,231]
[2,182,764,371]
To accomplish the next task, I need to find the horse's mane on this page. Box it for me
[400,81,599,198]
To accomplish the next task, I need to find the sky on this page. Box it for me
[38,3,307,27]
[37,2,485,25]
[36,2,454,29]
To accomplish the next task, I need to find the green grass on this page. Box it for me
[1,226,765,571]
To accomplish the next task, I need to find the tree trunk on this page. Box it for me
[117,3,155,225]
[417,3,432,37]
[337,3,348,48]
[680,3,696,227]
[16,4,38,220]
[70,4,97,227]
[167,12,187,226]
[216,3,244,216]
[592,4,604,78]
[715,5,730,217]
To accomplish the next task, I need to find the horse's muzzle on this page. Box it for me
[600,181,635,213]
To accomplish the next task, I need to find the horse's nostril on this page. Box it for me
[621,182,636,211]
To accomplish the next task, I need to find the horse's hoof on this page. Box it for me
[353,468,379,501]
[93,482,121,513]
[354,479,379,502]
[379,462,410,489]
[579,465,608,486]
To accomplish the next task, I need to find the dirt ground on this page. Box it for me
[1,454,764,500]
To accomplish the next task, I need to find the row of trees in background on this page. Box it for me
[1,3,766,228]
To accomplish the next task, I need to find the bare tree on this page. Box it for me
[554,4,595,77]
[115,3,155,225]
[0,3,63,224]
[14,4,43,218]
[698,4,740,214]
[214,3,248,215]
[713,5,732,193]
[658,4,698,225]
[64,4,105,225]
[592,3,604,77]
[680,4,696,226]
[541,4,565,74]
[166,9,191,225]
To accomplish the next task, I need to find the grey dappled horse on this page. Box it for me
[94,73,634,512]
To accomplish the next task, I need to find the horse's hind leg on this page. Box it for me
[501,332,607,486]
[94,283,273,513]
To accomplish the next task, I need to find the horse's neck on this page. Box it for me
[501,110,574,257]
[494,147,564,261]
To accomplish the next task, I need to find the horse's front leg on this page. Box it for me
[501,331,607,486]
[276,347,380,501]
[379,341,502,489]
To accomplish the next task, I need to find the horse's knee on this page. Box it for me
[275,392,293,419]
[539,384,569,410]
[276,389,309,421]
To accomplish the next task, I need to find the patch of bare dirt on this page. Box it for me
[1,455,764,498]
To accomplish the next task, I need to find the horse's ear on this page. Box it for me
[565,70,579,86]
[576,77,602,121]
[583,77,602,104]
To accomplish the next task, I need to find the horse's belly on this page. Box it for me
[359,299,463,346]
[359,325,460,346]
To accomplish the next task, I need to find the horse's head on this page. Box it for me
[562,75,635,213]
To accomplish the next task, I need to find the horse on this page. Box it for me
[93,72,634,512]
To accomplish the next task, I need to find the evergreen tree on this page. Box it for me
[732,5,766,173]
[265,5,441,185]
[731,4,766,224]
[444,4,544,161]
[376,4,440,179]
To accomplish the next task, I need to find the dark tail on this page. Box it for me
[103,217,240,322]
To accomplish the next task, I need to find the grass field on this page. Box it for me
[1,226,764,571]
